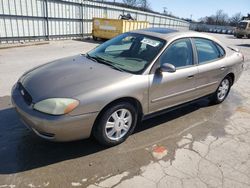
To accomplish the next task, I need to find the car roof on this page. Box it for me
[139,27,179,34]
[132,27,224,46]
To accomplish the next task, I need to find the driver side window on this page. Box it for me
[159,38,193,69]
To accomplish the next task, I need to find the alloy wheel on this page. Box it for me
[105,109,132,141]
[217,79,230,101]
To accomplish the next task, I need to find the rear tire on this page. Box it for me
[93,102,138,146]
[210,76,232,104]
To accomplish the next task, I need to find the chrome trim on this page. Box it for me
[152,81,219,103]
[196,81,218,90]
[151,88,196,103]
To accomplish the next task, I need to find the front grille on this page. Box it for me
[17,83,33,105]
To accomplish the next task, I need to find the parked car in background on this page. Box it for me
[227,30,233,35]
[217,29,222,33]
[11,28,245,146]
[222,29,227,34]
[234,20,250,38]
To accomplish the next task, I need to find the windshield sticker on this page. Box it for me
[141,38,160,47]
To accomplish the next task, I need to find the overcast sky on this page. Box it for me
[116,0,249,20]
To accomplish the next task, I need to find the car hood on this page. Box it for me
[20,54,131,103]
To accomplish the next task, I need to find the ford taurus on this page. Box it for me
[11,28,244,146]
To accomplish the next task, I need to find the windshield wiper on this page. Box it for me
[87,54,125,72]
[86,53,98,63]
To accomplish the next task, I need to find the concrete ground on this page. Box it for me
[0,33,250,188]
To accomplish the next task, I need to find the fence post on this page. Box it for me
[81,1,84,38]
[44,0,49,40]
[153,15,155,27]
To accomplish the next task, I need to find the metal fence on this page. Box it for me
[0,0,190,44]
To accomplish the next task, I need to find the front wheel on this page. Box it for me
[210,77,232,104]
[93,102,138,146]
[236,34,243,39]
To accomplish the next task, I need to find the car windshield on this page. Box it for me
[237,22,247,29]
[87,33,165,74]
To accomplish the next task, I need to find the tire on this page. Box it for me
[248,35,250,39]
[236,34,242,39]
[93,36,98,41]
[93,102,138,146]
[210,76,232,104]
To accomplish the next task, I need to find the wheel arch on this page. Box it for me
[91,97,143,134]
[226,72,235,85]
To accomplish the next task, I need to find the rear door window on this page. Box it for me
[193,38,220,64]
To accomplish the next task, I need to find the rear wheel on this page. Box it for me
[210,77,232,104]
[93,102,137,146]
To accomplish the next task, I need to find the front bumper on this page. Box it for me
[11,84,98,142]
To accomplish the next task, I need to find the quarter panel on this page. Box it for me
[195,59,225,96]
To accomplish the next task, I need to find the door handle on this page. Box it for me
[187,75,194,79]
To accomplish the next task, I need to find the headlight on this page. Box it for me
[33,98,79,115]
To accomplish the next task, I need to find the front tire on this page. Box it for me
[93,102,138,146]
[210,77,232,104]
[236,34,243,39]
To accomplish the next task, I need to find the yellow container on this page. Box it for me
[92,18,149,40]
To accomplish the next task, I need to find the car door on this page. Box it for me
[192,38,227,97]
[149,38,199,113]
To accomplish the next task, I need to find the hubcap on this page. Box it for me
[105,109,132,141]
[217,79,230,101]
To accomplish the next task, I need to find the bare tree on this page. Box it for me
[230,12,242,26]
[138,0,151,10]
[199,16,216,25]
[198,10,246,26]
[122,0,137,6]
[214,9,228,25]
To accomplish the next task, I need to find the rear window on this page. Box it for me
[237,22,247,29]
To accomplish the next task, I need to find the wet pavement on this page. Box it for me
[0,34,250,188]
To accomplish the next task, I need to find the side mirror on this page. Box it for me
[157,63,176,73]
